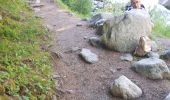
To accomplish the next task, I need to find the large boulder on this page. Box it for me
[161,0,170,9]
[111,75,142,99]
[131,58,170,79]
[101,9,153,52]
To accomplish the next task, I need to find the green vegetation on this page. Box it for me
[56,0,92,16]
[0,0,54,99]
[150,10,170,38]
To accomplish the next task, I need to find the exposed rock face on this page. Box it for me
[80,48,99,63]
[101,9,153,52]
[131,58,170,79]
[111,75,142,99]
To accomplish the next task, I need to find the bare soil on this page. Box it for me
[37,0,170,100]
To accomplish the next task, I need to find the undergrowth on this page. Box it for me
[0,0,54,99]
[55,0,92,18]
[150,11,170,38]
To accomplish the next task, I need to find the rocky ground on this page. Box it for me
[35,0,170,100]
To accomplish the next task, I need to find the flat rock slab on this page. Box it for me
[111,75,142,99]
[80,48,99,64]
[120,53,133,61]
[132,58,170,79]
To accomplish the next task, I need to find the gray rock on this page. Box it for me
[76,23,83,26]
[89,37,102,47]
[111,75,142,99]
[147,52,160,58]
[131,58,170,79]
[120,53,133,61]
[80,48,99,63]
[162,0,170,9]
[151,41,158,52]
[101,9,153,52]
[89,13,113,27]
[160,49,170,60]
[164,92,170,100]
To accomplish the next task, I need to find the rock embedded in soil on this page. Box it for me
[160,49,170,60]
[76,23,83,26]
[151,41,158,52]
[131,58,170,79]
[80,48,99,64]
[111,75,142,99]
[120,53,133,61]
[89,37,102,47]
[147,51,160,58]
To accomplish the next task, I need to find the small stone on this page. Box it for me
[111,75,142,99]
[116,67,122,71]
[80,48,99,64]
[120,53,133,61]
[67,12,74,16]
[110,68,116,74]
[89,37,102,47]
[66,90,75,94]
[76,23,83,26]
[83,36,89,40]
[53,74,61,79]
[71,47,80,52]
[65,47,80,53]
[151,41,158,52]
[147,52,159,58]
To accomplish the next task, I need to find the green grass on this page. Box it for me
[150,9,170,38]
[152,20,170,38]
[0,0,54,99]
[55,0,92,18]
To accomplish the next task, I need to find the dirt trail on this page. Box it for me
[37,0,170,100]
